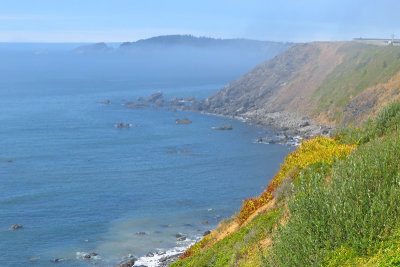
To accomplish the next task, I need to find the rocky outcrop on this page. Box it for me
[9,224,23,230]
[159,254,183,267]
[175,118,192,124]
[212,125,233,130]
[114,258,136,267]
[146,92,164,103]
[115,122,130,128]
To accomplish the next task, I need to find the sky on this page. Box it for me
[1,0,399,43]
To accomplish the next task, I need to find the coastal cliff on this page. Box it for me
[172,42,400,266]
[193,41,400,137]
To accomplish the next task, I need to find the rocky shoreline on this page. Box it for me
[238,110,334,139]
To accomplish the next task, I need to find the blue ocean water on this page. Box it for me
[0,52,291,267]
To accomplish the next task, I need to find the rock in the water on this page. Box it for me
[146,252,154,257]
[84,254,91,259]
[115,122,130,128]
[51,258,61,263]
[177,236,186,241]
[9,224,23,230]
[136,232,146,235]
[211,124,232,130]
[114,258,136,267]
[102,99,111,104]
[137,96,144,102]
[153,98,164,108]
[175,118,192,124]
[203,230,212,236]
[90,252,98,257]
[165,97,185,107]
[175,233,183,238]
[201,221,209,225]
[146,92,164,103]
[159,254,183,267]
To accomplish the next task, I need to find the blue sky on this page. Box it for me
[1,0,399,42]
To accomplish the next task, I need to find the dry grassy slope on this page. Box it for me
[204,41,400,127]
[342,70,400,124]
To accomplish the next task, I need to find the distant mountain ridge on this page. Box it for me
[119,34,290,50]
[73,34,292,54]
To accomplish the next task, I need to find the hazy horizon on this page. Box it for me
[1,0,399,43]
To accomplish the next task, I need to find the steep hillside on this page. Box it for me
[195,42,400,134]
[173,101,400,267]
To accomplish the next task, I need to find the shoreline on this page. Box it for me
[193,108,334,140]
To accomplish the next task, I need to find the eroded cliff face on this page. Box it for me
[196,41,400,133]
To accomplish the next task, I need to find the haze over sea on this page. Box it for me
[0,43,291,267]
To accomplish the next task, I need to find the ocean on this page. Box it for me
[0,48,292,266]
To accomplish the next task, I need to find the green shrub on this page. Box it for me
[337,101,400,145]
[269,132,400,266]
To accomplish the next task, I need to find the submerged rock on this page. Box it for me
[146,252,155,257]
[212,124,232,130]
[102,99,111,104]
[51,258,61,263]
[25,257,39,262]
[175,118,192,124]
[9,224,23,230]
[90,252,98,257]
[125,102,150,109]
[84,254,91,259]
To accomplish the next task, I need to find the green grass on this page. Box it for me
[175,101,400,267]
[311,43,400,121]
[267,101,400,266]
[171,209,282,267]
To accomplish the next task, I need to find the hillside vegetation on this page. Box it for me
[198,42,400,128]
[172,101,400,266]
